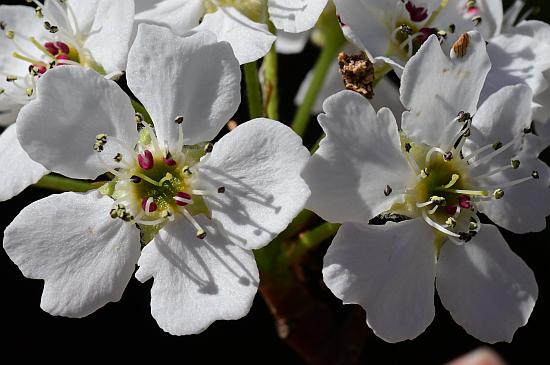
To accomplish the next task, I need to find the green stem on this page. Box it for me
[298,222,340,250]
[291,20,345,137]
[243,61,263,119]
[263,22,279,120]
[33,174,97,192]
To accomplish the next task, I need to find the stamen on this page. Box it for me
[138,150,154,170]
[425,146,446,166]
[204,143,214,154]
[142,123,161,155]
[493,188,504,199]
[422,210,461,237]
[191,188,226,196]
[180,208,207,239]
[174,192,193,206]
[164,152,177,166]
[473,160,519,179]
[446,217,457,228]
[384,185,393,196]
[458,195,472,209]
[469,136,521,168]
[141,197,157,213]
[43,41,59,55]
[437,187,488,197]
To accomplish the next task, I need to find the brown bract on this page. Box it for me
[338,52,375,99]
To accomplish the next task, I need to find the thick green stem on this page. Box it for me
[243,61,263,119]
[291,20,345,137]
[297,222,340,252]
[33,174,97,192]
[263,22,279,120]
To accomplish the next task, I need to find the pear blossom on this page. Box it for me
[134,0,328,63]
[0,0,135,201]
[334,1,550,120]
[3,24,310,334]
[0,0,134,123]
[304,31,548,342]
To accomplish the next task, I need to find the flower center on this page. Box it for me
[383,111,539,249]
[0,0,106,101]
[95,116,225,241]
[204,0,265,22]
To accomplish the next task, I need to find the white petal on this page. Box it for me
[513,19,550,40]
[276,30,310,54]
[437,224,538,343]
[0,124,48,201]
[197,118,310,250]
[469,84,533,158]
[134,0,204,35]
[76,0,135,74]
[481,33,550,105]
[127,24,241,148]
[196,7,276,64]
[0,107,20,127]
[400,32,491,147]
[475,0,504,38]
[477,152,550,234]
[135,216,259,335]
[323,219,436,343]
[333,0,391,58]
[304,90,411,223]
[17,66,137,180]
[268,0,328,33]
[3,191,141,317]
[370,77,405,122]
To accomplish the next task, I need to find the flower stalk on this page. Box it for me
[263,22,279,120]
[291,12,345,137]
[243,61,263,119]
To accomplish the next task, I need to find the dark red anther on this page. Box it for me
[141,197,157,212]
[445,205,458,215]
[458,195,472,209]
[163,152,176,166]
[44,42,58,55]
[175,192,192,206]
[164,158,176,166]
[417,27,436,43]
[55,41,70,54]
[138,150,154,170]
[55,54,69,65]
[406,1,428,22]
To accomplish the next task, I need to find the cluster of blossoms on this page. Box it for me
[0,0,548,347]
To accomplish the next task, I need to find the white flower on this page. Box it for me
[0,0,135,201]
[334,1,550,121]
[0,0,134,122]
[304,31,548,343]
[3,24,310,335]
[134,0,328,63]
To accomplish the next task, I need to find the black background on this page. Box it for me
[0,0,548,363]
